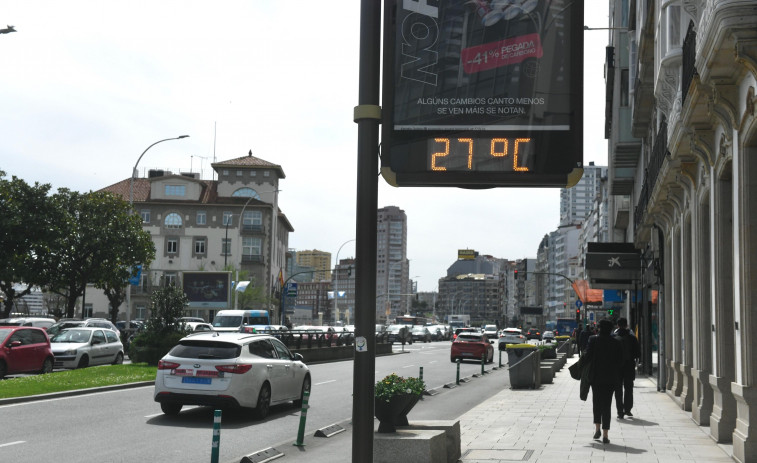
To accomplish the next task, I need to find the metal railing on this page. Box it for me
[634,121,668,231]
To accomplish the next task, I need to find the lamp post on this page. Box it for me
[334,239,355,324]
[127,135,189,325]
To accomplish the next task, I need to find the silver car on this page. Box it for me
[50,327,124,369]
[154,332,311,419]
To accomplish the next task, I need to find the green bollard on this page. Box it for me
[456,358,461,385]
[499,350,502,368]
[481,352,485,375]
[419,366,423,382]
[211,409,221,463]
[293,389,310,447]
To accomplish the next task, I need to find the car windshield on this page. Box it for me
[52,329,91,343]
[169,340,241,359]
[212,316,242,328]
[411,327,425,333]
[457,334,482,342]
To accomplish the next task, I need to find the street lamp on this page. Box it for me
[334,239,355,324]
[126,135,189,324]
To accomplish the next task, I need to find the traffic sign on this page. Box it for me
[575,299,582,308]
[286,282,298,297]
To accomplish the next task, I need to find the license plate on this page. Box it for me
[182,376,212,385]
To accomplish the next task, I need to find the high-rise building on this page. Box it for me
[295,250,332,281]
[559,162,607,226]
[375,206,409,323]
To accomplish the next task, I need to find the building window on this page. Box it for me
[236,170,243,176]
[250,171,257,177]
[222,238,231,256]
[136,304,147,319]
[620,69,629,106]
[222,170,229,176]
[164,213,183,229]
[232,188,261,199]
[165,185,186,196]
[196,211,207,225]
[194,238,206,254]
[263,171,270,177]
[140,210,150,224]
[167,239,178,254]
[223,211,233,226]
[164,273,177,287]
[243,210,262,227]
[242,237,262,256]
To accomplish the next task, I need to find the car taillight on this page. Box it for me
[216,364,253,374]
[158,360,180,370]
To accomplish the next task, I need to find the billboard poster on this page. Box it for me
[381,0,583,187]
[182,272,231,308]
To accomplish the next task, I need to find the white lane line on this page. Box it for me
[0,441,25,448]
[401,364,415,369]
[314,379,336,386]
[428,360,438,364]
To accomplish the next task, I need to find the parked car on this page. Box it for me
[450,332,494,363]
[498,328,527,350]
[183,322,214,332]
[542,331,556,343]
[0,326,54,379]
[177,317,206,323]
[482,324,499,340]
[410,326,431,343]
[48,318,120,338]
[0,317,56,330]
[154,332,311,418]
[50,327,124,369]
[525,328,542,341]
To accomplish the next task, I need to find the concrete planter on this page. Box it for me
[507,347,540,389]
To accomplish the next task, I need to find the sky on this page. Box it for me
[0,1,610,293]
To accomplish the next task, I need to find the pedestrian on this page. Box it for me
[578,323,591,357]
[613,317,641,418]
[584,318,623,444]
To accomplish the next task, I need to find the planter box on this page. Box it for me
[539,363,554,384]
[507,348,540,389]
[374,429,447,463]
[398,420,461,463]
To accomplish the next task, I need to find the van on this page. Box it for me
[211,310,270,332]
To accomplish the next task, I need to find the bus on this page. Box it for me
[395,315,430,326]
[212,309,270,332]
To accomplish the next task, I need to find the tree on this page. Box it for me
[44,190,154,318]
[0,172,57,317]
[129,284,189,365]
[235,270,276,311]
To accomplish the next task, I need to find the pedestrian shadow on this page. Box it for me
[618,416,658,426]
[588,442,648,454]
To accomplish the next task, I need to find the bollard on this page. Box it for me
[419,366,423,382]
[293,389,310,447]
[499,350,502,368]
[456,358,461,385]
[481,352,485,375]
[210,409,221,463]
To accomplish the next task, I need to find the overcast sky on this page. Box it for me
[1,1,610,293]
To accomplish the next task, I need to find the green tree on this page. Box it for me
[44,190,154,318]
[129,284,189,365]
[235,271,276,311]
[0,172,58,317]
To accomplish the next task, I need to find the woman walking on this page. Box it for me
[584,318,623,444]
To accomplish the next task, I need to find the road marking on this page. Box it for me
[401,364,415,369]
[314,379,336,386]
[0,441,25,448]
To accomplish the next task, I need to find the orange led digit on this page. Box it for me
[513,138,531,172]
[458,138,474,169]
[491,138,508,158]
[431,138,450,171]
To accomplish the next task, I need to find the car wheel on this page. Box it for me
[113,352,124,365]
[161,403,182,416]
[40,357,54,374]
[450,356,456,363]
[253,383,271,420]
[77,355,90,369]
[0,360,6,379]
[294,375,311,408]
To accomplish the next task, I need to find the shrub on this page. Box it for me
[375,373,425,402]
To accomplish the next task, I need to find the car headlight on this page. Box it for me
[64,349,78,356]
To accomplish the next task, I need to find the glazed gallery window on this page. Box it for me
[165,185,186,196]
[196,211,207,225]
[164,213,182,229]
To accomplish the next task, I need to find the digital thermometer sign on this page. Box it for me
[381,0,584,188]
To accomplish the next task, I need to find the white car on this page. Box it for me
[498,328,527,350]
[154,332,311,419]
[50,327,125,369]
[182,321,214,332]
[483,324,499,340]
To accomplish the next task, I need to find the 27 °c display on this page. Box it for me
[380,0,584,188]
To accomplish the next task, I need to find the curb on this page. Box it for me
[0,380,155,406]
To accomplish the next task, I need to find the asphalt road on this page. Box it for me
[0,340,511,463]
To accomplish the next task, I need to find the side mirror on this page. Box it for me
[293,353,304,362]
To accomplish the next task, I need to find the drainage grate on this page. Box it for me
[239,447,284,463]
[314,424,346,438]
[461,449,534,462]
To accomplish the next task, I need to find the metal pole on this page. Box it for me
[293,389,310,447]
[352,0,381,460]
[456,359,461,385]
[210,409,221,463]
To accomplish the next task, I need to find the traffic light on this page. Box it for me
[514,270,518,279]
[575,308,580,322]
[607,308,615,316]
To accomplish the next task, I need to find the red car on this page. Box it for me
[450,332,494,363]
[0,326,54,379]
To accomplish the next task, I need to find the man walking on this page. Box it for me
[578,323,592,357]
[614,317,641,418]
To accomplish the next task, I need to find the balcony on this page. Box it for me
[631,0,656,138]
[634,121,668,232]
[242,254,263,264]
[241,224,264,235]
[681,21,697,106]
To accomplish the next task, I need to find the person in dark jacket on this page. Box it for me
[578,323,592,357]
[613,317,641,418]
[583,318,623,444]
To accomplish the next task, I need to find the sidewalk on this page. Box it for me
[276,355,735,463]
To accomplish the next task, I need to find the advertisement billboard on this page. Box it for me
[182,272,231,309]
[381,0,583,187]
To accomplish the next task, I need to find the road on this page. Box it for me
[0,341,512,463]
